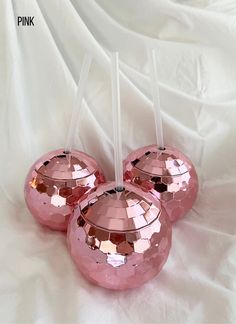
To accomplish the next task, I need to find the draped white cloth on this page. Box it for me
[0,0,236,323]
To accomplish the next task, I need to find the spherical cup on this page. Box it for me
[67,181,171,290]
[124,145,198,223]
[24,149,105,231]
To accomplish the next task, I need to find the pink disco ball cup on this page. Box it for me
[24,149,105,231]
[67,181,171,290]
[124,145,198,223]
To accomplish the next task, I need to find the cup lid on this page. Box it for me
[34,149,98,180]
[125,145,193,177]
[78,182,163,232]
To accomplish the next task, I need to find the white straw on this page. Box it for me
[64,54,92,153]
[111,52,124,191]
[149,49,165,150]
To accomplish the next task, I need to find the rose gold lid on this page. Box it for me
[125,145,193,177]
[34,149,98,180]
[79,182,162,232]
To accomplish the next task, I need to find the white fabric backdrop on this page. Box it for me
[0,0,236,323]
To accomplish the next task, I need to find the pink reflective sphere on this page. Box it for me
[24,149,105,231]
[67,181,171,290]
[124,145,198,223]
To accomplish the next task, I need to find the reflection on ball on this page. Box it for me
[67,182,171,290]
[124,145,198,223]
[24,149,105,231]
